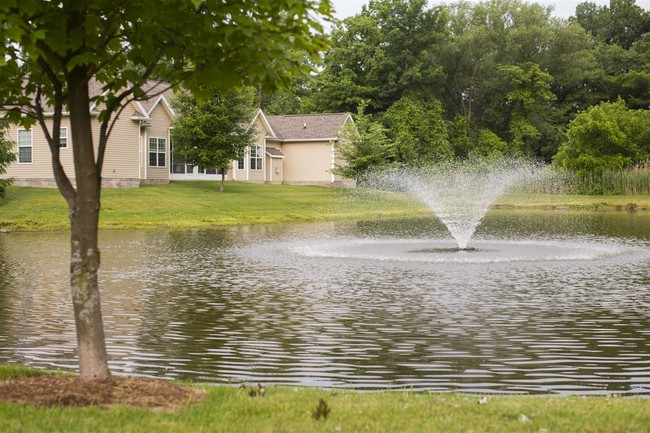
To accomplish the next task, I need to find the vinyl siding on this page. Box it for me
[97,109,141,180]
[4,119,74,180]
[3,109,144,184]
[281,141,333,183]
[142,102,172,181]
[266,156,283,184]
[245,118,266,182]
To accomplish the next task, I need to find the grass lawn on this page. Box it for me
[497,192,650,210]
[1,181,649,232]
[1,365,648,433]
[0,181,426,232]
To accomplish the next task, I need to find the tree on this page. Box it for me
[259,50,318,115]
[574,0,650,49]
[434,0,561,152]
[0,121,16,199]
[309,0,446,113]
[384,96,454,164]
[0,0,331,382]
[333,101,396,178]
[171,89,256,192]
[469,129,510,159]
[499,62,556,158]
[538,23,599,114]
[553,99,650,174]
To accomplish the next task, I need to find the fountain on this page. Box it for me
[1,158,649,395]
[363,158,533,249]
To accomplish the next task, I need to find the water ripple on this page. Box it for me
[0,217,649,395]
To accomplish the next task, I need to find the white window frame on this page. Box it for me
[59,127,68,148]
[148,137,166,167]
[17,128,33,164]
[250,145,262,171]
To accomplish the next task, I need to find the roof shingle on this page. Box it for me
[266,113,349,140]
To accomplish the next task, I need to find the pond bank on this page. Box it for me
[1,182,649,232]
[0,365,648,433]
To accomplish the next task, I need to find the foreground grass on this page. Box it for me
[0,181,649,232]
[1,365,648,433]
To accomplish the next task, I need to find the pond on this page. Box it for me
[0,209,649,395]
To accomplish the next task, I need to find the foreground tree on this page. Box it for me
[0,0,331,382]
[171,89,256,192]
[0,121,16,198]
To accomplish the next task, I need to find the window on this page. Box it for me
[149,137,166,167]
[59,127,68,148]
[237,149,245,169]
[18,129,32,164]
[250,145,262,170]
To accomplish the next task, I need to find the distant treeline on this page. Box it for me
[262,0,650,190]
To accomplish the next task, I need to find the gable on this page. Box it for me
[249,109,276,137]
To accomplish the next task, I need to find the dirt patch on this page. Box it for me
[0,376,205,410]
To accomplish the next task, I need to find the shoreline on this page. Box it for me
[1,184,649,233]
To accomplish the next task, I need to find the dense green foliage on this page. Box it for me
[171,89,256,191]
[286,0,650,179]
[554,100,650,175]
[0,122,15,199]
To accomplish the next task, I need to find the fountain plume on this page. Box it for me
[362,158,535,249]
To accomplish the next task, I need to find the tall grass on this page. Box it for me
[514,162,650,195]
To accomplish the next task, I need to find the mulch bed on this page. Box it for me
[0,375,205,410]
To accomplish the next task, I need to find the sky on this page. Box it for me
[329,0,650,20]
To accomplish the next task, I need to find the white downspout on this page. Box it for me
[144,129,148,181]
[168,127,172,182]
[138,122,142,180]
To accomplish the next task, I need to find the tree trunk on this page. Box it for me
[220,171,225,193]
[67,72,111,382]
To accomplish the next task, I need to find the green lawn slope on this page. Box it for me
[0,182,648,232]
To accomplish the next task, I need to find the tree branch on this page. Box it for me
[35,59,77,209]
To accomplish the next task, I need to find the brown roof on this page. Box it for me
[265,147,285,158]
[136,80,175,114]
[266,113,349,140]
[88,78,106,102]
[34,77,173,115]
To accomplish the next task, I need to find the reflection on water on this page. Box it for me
[0,210,649,395]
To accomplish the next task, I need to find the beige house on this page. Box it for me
[3,82,354,187]
[3,80,175,188]
[224,110,355,186]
